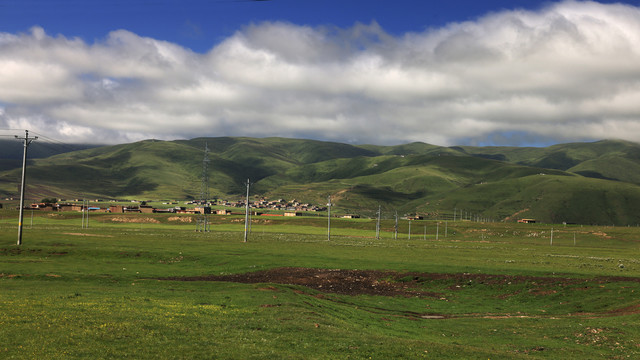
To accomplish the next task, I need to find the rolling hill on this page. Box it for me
[1,137,640,225]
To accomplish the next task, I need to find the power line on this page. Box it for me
[30,131,97,154]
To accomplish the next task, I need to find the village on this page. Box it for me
[20,197,331,217]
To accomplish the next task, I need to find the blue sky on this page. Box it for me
[2,0,640,146]
[2,0,555,53]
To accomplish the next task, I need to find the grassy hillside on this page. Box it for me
[1,137,640,225]
[0,139,95,161]
[459,140,640,185]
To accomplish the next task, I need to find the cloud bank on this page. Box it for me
[2,0,640,146]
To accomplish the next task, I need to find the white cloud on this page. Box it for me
[2,1,640,146]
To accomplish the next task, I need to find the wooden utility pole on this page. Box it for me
[327,195,331,241]
[394,211,398,240]
[244,179,250,243]
[376,205,381,240]
[81,199,85,229]
[82,199,90,229]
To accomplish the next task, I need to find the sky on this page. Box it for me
[1,0,640,146]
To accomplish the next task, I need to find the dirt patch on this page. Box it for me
[505,208,530,222]
[592,231,611,239]
[161,267,443,297]
[168,216,193,223]
[160,267,640,299]
[63,233,114,237]
[110,217,160,224]
[0,273,27,278]
[331,188,350,202]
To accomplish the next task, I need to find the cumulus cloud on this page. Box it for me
[2,0,640,146]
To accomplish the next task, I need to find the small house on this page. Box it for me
[109,205,125,213]
[517,218,536,224]
[140,205,154,214]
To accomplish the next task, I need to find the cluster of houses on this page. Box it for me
[27,202,177,214]
[24,197,329,216]
[221,198,327,212]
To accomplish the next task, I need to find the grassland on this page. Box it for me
[2,209,640,359]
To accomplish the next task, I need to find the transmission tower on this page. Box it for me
[196,143,211,232]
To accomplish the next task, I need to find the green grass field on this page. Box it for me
[1,210,640,359]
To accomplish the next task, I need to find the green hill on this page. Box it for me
[0,139,95,171]
[1,137,640,225]
[458,140,640,184]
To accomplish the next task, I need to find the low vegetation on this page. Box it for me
[1,209,640,359]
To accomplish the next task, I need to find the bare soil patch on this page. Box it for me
[110,217,160,224]
[160,267,640,300]
[168,216,193,223]
[163,267,441,297]
[63,232,114,237]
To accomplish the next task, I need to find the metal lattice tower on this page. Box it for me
[196,143,211,232]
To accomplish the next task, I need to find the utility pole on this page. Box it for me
[376,205,381,240]
[81,198,85,229]
[15,130,37,246]
[408,220,411,240]
[244,178,250,243]
[327,195,331,241]
[196,143,211,232]
[394,211,398,240]
[83,199,89,229]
